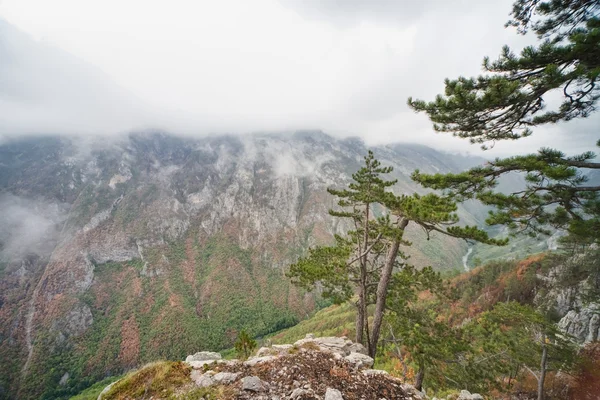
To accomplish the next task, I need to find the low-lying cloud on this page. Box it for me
[0,0,597,157]
[0,194,68,263]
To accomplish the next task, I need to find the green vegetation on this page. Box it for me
[101,361,190,399]
[69,377,121,400]
[234,330,257,360]
[270,303,355,344]
[288,151,504,358]
[408,0,600,243]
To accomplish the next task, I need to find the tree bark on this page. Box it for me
[369,218,408,358]
[356,288,365,345]
[414,365,425,392]
[538,337,548,400]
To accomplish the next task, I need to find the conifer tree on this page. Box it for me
[234,330,257,360]
[408,0,600,241]
[287,151,504,358]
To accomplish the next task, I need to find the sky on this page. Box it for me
[0,0,597,156]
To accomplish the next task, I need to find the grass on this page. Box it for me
[269,303,356,344]
[69,376,122,400]
[101,361,191,400]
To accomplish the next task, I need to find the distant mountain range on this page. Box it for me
[0,131,537,399]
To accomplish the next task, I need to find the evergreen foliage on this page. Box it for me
[287,151,503,358]
[234,330,257,360]
[408,0,600,241]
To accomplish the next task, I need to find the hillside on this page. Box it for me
[269,250,600,399]
[0,131,523,399]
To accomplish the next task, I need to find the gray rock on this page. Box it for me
[324,387,344,400]
[344,352,374,369]
[290,388,309,399]
[59,372,70,386]
[257,344,294,357]
[362,369,389,376]
[558,303,600,344]
[242,376,267,392]
[213,372,240,384]
[185,351,222,362]
[190,370,214,388]
[244,355,277,366]
[457,390,484,400]
[187,360,222,369]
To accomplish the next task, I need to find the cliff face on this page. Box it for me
[0,131,489,398]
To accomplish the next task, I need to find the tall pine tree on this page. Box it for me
[287,151,504,358]
[408,0,600,241]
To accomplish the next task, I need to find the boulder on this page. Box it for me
[213,372,240,384]
[185,351,222,363]
[457,390,484,400]
[324,387,344,400]
[190,370,214,388]
[256,344,293,357]
[362,369,389,376]
[290,388,310,399]
[241,376,267,392]
[244,355,277,366]
[344,352,374,369]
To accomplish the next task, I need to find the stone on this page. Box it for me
[190,370,214,388]
[59,372,70,386]
[185,351,222,362]
[344,352,374,369]
[242,376,267,392]
[256,344,293,357]
[558,303,600,344]
[457,390,484,400]
[324,387,344,400]
[362,369,389,376]
[187,360,221,369]
[213,372,240,384]
[290,388,309,399]
[244,355,277,366]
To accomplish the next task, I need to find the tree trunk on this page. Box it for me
[538,338,548,400]
[414,365,425,392]
[369,227,405,357]
[356,288,365,345]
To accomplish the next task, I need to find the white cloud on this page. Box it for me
[0,0,596,156]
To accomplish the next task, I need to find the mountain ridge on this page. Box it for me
[0,131,511,398]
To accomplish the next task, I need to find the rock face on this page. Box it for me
[558,304,600,344]
[0,132,489,398]
[534,252,600,345]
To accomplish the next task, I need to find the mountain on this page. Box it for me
[0,131,500,399]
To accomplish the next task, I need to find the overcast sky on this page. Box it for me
[0,0,597,156]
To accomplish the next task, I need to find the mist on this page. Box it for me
[0,194,68,264]
[0,0,598,156]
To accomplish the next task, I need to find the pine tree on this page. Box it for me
[287,151,503,359]
[234,330,257,360]
[465,302,576,400]
[408,0,600,241]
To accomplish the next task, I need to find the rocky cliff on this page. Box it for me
[0,131,496,399]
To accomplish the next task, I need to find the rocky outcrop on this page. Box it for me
[183,335,421,400]
[174,335,488,400]
[558,303,600,344]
